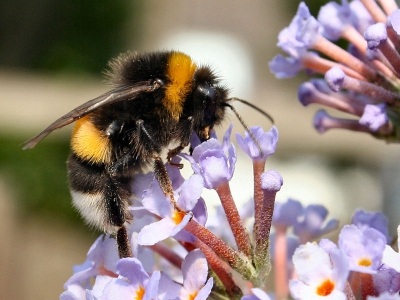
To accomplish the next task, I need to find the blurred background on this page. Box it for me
[1,0,400,298]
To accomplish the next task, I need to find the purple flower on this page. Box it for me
[277,2,312,58]
[272,199,303,230]
[317,0,352,41]
[268,54,303,78]
[364,22,387,49]
[359,103,389,132]
[374,263,400,295]
[296,15,324,48]
[236,126,278,162]
[339,225,386,274]
[325,66,345,92]
[62,235,119,292]
[98,258,162,300]
[352,209,391,244]
[180,249,213,299]
[157,249,213,300]
[293,204,339,243]
[289,242,348,299]
[182,124,236,189]
[190,130,217,150]
[137,174,204,246]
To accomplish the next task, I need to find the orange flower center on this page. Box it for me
[172,210,186,224]
[358,257,372,267]
[316,279,335,296]
[134,286,145,300]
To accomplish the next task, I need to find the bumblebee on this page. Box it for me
[24,50,271,258]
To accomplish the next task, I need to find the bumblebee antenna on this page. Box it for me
[223,99,273,157]
[229,97,274,124]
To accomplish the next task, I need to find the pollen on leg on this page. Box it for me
[316,279,335,296]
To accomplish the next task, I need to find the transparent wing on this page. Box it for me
[23,80,161,149]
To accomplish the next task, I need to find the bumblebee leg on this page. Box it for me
[117,226,133,258]
[136,119,161,152]
[167,116,194,167]
[107,152,136,175]
[154,156,180,210]
[167,144,185,168]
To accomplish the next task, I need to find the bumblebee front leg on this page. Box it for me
[135,120,179,207]
[167,116,194,167]
[154,156,180,210]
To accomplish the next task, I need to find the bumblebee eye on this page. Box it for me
[197,84,216,125]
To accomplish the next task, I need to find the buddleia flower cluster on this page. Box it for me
[269,0,400,141]
[59,123,400,299]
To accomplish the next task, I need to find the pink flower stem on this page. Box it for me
[216,182,252,257]
[191,237,242,297]
[377,39,400,75]
[148,242,183,269]
[274,227,289,300]
[360,0,387,23]
[312,36,377,80]
[377,0,398,15]
[360,273,375,300]
[302,52,367,81]
[341,26,397,79]
[342,26,368,55]
[340,74,400,105]
[253,160,266,241]
[255,181,277,258]
[184,218,251,272]
[316,111,371,133]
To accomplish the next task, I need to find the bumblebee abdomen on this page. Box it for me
[71,115,112,164]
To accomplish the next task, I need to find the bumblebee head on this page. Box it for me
[188,66,229,141]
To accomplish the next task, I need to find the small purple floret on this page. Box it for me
[352,209,391,244]
[260,170,283,192]
[359,103,388,132]
[236,126,278,162]
[272,199,303,229]
[339,225,386,274]
[293,204,339,242]
[269,54,303,78]
[183,124,236,189]
[298,82,316,106]
[314,110,330,133]
[325,66,345,92]
[318,1,351,41]
[364,23,387,49]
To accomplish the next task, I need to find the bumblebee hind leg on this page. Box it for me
[67,154,133,258]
